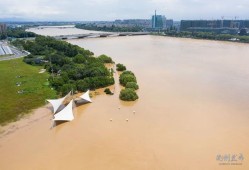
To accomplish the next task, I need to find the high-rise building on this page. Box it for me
[152,11,166,29]
[0,23,7,34]
[180,20,249,34]
[166,19,174,28]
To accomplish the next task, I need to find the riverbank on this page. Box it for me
[0,104,51,138]
[154,31,249,44]
[0,34,120,125]
[0,84,117,139]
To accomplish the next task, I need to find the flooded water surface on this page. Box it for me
[0,27,249,170]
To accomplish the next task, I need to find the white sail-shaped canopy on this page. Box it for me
[47,91,71,113]
[79,90,92,103]
[53,100,74,121]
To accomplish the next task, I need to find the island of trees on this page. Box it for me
[117,65,139,101]
[75,24,143,32]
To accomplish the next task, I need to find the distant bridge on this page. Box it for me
[37,25,75,29]
[52,32,150,40]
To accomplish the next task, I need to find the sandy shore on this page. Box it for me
[0,105,51,139]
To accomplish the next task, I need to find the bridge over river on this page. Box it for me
[53,32,150,40]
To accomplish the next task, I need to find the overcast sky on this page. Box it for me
[0,0,249,21]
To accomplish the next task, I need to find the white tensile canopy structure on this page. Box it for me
[47,91,71,113]
[79,90,92,103]
[53,100,74,122]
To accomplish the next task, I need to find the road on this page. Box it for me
[0,46,30,61]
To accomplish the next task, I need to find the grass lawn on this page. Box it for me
[0,58,57,125]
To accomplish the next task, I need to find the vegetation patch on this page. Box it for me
[104,88,113,95]
[75,24,143,32]
[119,88,138,101]
[116,63,126,71]
[98,54,113,63]
[125,82,139,90]
[13,36,115,96]
[162,31,249,43]
[119,71,137,86]
[0,58,56,125]
[1,27,36,40]
[118,69,139,101]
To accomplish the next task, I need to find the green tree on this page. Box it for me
[60,84,76,96]
[116,63,126,71]
[119,88,138,101]
[119,71,137,86]
[73,54,86,64]
[98,54,113,63]
[49,76,65,90]
[125,82,139,90]
[104,88,113,95]
[121,70,135,76]
[84,76,115,89]
[76,80,89,92]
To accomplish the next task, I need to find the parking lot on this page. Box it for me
[0,43,29,61]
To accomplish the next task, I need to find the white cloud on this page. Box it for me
[7,6,62,16]
[0,0,63,19]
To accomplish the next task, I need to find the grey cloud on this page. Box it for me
[0,0,248,21]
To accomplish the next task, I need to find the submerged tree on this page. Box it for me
[125,82,139,90]
[119,88,138,101]
[116,63,126,71]
[119,71,137,86]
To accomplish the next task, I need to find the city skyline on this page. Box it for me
[0,0,249,21]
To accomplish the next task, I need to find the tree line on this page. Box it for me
[161,30,249,43]
[75,24,143,32]
[0,27,36,40]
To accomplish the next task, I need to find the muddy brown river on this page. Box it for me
[0,27,249,170]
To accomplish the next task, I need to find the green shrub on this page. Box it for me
[98,54,113,63]
[125,82,139,90]
[119,88,138,101]
[83,76,115,90]
[121,70,134,76]
[73,54,86,64]
[76,80,89,92]
[104,88,113,95]
[60,84,76,96]
[119,71,137,86]
[116,63,126,71]
[49,76,64,90]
